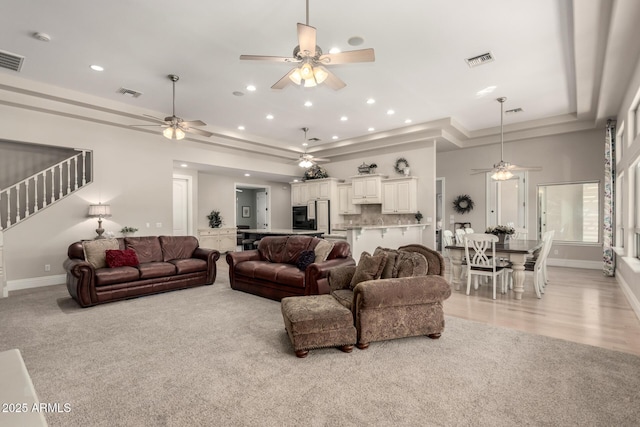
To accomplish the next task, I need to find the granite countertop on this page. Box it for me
[334,223,429,231]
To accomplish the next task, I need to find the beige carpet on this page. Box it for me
[1,267,640,426]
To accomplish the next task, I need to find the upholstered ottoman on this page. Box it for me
[281,295,357,358]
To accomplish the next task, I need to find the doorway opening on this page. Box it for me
[235,183,270,230]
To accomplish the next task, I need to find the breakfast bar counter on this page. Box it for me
[334,223,429,260]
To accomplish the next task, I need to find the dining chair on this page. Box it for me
[442,230,455,281]
[541,230,555,288]
[455,228,467,245]
[511,227,528,240]
[464,233,507,300]
[505,230,554,298]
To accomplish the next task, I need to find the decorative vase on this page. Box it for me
[497,234,506,244]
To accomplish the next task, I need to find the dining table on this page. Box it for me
[445,239,543,300]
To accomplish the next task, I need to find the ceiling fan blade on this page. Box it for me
[181,120,207,127]
[142,114,169,124]
[508,165,543,172]
[320,48,375,65]
[271,69,297,90]
[129,124,164,127]
[182,126,213,138]
[239,54,299,63]
[297,23,317,56]
[470,169,494,175]
[321,68,346,90]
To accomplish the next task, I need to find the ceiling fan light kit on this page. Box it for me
[163,126,185,140]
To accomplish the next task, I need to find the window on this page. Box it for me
[617,171,625,249]
[538,182,600,244]
[635,162,640,259]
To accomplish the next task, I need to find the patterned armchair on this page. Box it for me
[323,244,452,349]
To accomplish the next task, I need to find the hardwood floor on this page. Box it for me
[444,264,640,356]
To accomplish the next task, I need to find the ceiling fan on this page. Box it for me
[131,74,213,140]
[471,97,542,180]
[239,0,375,90]
[296,127,330,168]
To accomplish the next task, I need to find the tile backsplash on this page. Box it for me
[337,204,419,227]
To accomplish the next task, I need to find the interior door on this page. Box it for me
[256,190,268,229]
[486,171,526,227]
[172,177,190,235]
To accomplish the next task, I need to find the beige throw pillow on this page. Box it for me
[373,246,400,279]
[350,251,388,289]
[82,238,119,269]
[314,239,334,262]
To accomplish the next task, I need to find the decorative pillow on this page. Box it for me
[373,247,400,279]
[82,239,119,269]
[105,249,140,268]
[394,251,429,278]
[314,239,335,262]
[296,250,316,271]
[350,251,388,289]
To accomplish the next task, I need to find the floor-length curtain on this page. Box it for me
[603,119,616,277]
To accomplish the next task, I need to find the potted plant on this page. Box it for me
[207,210,223,228]
[485,225,515,243]
[120,226,138,236]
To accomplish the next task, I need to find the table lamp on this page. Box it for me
[88,203,111,239]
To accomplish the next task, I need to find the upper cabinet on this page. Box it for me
[290,178,341,206]
[337,183,362,215]
[351,174,387,204]
[381,177,418,214]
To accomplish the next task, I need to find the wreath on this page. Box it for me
[452,194,474,214]
[394,157,409,174]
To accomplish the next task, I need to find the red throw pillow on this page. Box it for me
[105,249,140,268]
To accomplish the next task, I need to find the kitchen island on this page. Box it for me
[335,223,429,260]
[239,228,324,241]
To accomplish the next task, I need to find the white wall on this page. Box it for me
[437,128,605,266]
[0,102,293,285]
[614,50,640,317]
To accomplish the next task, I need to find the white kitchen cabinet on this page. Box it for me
[351,174,386,204]
[381,177,418,214]
[291,183,307,206]
[337,183,361,214]
[290,178,338,205]
[198,228,237,252]
[315,200,330,233]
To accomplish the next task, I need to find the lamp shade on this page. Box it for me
[88,203,111,218]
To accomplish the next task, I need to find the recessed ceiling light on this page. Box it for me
[246,85,256,92]
[33,32,51,42]
[387,109,395,115]
[293,179,299,183]
[366,98,376,105]
[304,100,313,107]
[266,114,274,120]
[332,135,338,140]
[340,116,348,121]
[329,47,341,54]
[180,163,188,168]
[368,127,375,132]
[90,65,104,71]
[348,36,364,46]
[238,125,245,130]
[302,142,309,147]
[404,119,412,124]
[233,91,244,96]
[244,173,251,177]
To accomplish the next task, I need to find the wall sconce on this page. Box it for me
[88,203,112,239]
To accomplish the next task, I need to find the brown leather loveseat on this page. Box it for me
[64,236,220,307]
[226,235,354,301]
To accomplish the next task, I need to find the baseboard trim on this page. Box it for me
[617,274,640,321]
[546,258,602,270]
[7,274,65,293]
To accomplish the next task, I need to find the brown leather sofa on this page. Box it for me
[64,236,220,307]
[226,235,354,301]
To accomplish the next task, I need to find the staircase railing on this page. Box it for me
[0,149,92,230]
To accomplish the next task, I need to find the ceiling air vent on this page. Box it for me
[308,137,321,142]
[117,87,143,98]
[0,50,25,72]
[506,107,524,114]
[465,52,494,68]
